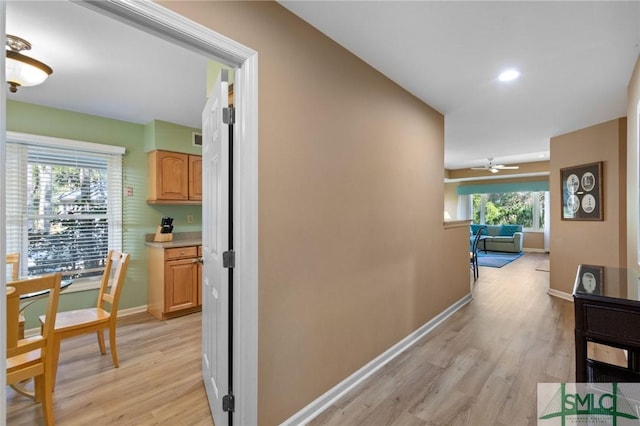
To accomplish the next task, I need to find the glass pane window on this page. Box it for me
[6,139,123,279]
[472,194,483,224]
[471,191,547,231]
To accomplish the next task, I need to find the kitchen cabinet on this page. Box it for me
[188,154,202,201]
[147,150,202,205]
[147,244,202,320]
[197,246,202,308]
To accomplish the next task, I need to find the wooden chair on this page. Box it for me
[6,253,26,338]
[6,272,62,426]
[470,226,486,281]
[39,250,130,388]
[6,252,20,281]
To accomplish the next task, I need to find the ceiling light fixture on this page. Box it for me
[498,68,520,83]
[5,34,53,93]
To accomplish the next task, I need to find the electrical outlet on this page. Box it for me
[125,186,133,197]
[187,215,194,224]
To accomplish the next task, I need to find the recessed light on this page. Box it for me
[498,68,521,82]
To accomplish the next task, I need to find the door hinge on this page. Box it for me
[223,107,235,125]
[223,250,235,269]
[223,393,235,412]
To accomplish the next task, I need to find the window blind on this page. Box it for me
[6,136,123,279]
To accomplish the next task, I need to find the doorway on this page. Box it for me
[0,1,258,424]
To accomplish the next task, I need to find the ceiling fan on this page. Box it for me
[471,158,520,174]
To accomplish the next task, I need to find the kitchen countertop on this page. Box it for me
[144,231,201,249]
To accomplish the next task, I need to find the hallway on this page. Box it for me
[309,252,573,426]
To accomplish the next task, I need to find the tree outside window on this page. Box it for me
[472,191,546,231]
[27,163,109,278]
[6,138,123,281]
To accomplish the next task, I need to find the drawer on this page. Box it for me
[165,246,198,260]
[584,304,640,345]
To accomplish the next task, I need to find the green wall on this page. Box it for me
[7,100,203,327]
[144,119,203,154]
[206,60,234,95]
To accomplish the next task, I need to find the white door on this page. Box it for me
[201,70,230,426]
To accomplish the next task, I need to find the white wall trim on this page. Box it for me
[6,131,126,154]
[117,305,148,317]
[547,288,573,302]
[281,293,474,426]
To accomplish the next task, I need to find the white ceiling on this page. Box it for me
[6,0,207,130]
[280,1,640,170]
[6,1,640,171]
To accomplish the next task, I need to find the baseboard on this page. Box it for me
[117,305,149,317]
[24,305,148,337]
[524,248,548,253]
[547,288,573,302]
[280,293,474,426]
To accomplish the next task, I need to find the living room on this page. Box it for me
[444,116,627,302]
[445,163,550,252]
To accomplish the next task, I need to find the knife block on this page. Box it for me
[153,225,173,242]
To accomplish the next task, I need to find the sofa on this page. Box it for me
[470,224,523,253]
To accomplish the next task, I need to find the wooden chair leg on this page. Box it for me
[97,330,106,355]
[109,326,119,368]
[42,372,54,426]
[51,335,61,392]
[42,393,54,426]
[18,314,25,340]
[34,375,43,403]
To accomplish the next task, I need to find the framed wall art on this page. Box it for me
[576,264,604,295]
[560,161,603,221]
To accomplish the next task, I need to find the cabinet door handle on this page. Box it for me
[193,258,204,264]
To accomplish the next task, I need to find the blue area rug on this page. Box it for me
[477,251,524,268]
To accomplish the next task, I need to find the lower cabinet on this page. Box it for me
[147,244,202,320]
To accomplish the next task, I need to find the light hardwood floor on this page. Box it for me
[309,252,573,426]
[7,311,214,426]
[8,252,583,425]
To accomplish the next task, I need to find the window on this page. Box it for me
[472,191,546,231]
[6,133,124,280]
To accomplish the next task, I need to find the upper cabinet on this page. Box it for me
[188,155,202,201]
[148,150,202,205]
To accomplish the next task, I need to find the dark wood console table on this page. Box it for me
[573,264,640,382]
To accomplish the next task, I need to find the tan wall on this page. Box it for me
[523,232,545,250]
[627,56,640,283]
[550,118,627,294]
[160,1,469,424]
[444,181,461,219]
